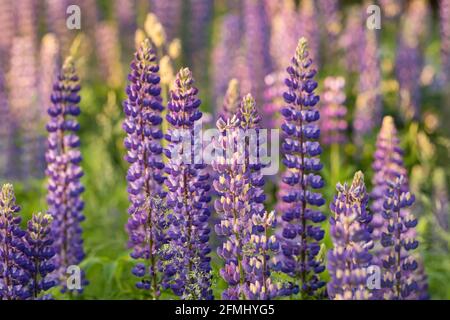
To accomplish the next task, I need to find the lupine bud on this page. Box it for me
[45,57,87,293]
[320,76,347,145]
[22,212,56,300]
[123,39,167,298]
[353,29,382,145]
[278,38,326,297]
[379,176,419,299]
[0,183,28,300]
[164,68,212,300]
[327,171,373,300]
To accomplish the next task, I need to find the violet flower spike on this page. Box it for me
[441,0,450,84]
[164,68,212,300]
[278,38,326,297]
[123,39,167,298]
[380,176,419,299]
[22,212,56,300]
[0,183,28,300]
[45,57,87,293]
[327,171,373,300]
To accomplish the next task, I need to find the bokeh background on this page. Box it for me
[0,0,449,299]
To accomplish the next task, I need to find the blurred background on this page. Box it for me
[0,0,449,299]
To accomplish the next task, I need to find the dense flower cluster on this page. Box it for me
[123,39,166,298]
[278,38,326,297]
[379,176,419,299]
[327,171,373,300]
[339,5,364,73]
[45,57,86,292]
[164,68,212,300]
[21,212,56,299]
[320,76,347,145]
[0,184,28,300]
[371,116,408,242]
[213,94,279,300]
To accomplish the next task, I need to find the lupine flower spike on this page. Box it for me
[220,78,241,121]
[164,68,212,300]
[214,94,279,300]
[22,212,56,300]
[327,171,373,300]
[45,57,86,292]
[379,176,418,299]
[123,39,167,298]
[0,183,28,300]
[278,38,326,297]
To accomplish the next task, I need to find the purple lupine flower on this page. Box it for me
[243,0,273,108]
[278,38,326,297]
[45,0,72,55]
[320,76,347,146]
[95,22,123,88]
[0,183,29,300]
[441,0,450,84]
[299,0,320,67]
[379,176,419,299]
[219,79,240,121]
[269,0,300,72]
[79,0,98,30]
[353,29,382,146]
[149,0,182,41]
[21,212,56,300]
[317,0,341,54]
[8,36,40,179]
[327,171,373,300]
[45,57,86,292]
[339,5,364,73]
[371,116,408,242]
[123,39,167,298]
[212,14,243,111]
[0,0,14,68]
[164,68,212,300]
[214,94,279,300]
